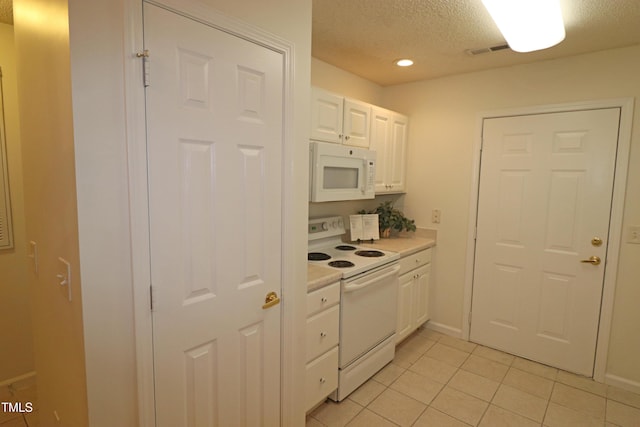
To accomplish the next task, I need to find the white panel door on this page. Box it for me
[144,4,283,426]
[471,108,620,376]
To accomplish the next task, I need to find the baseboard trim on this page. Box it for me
[0,371,36,389]
[425,321,463,339]
[605,373,640,395]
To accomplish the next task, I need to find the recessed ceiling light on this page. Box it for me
[395,59,414,67]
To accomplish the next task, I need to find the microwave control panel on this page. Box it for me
[367,160,376,192]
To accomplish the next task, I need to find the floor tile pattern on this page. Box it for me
[307,328,640,427]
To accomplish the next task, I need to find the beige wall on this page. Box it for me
[0,23,34,384]
[381,45,640,387]
[312,57,384,105]
[13,0,88,425]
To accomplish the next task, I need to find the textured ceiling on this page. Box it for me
[313,0,640,86]
[0,0,12,25]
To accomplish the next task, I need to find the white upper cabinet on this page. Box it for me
[370,106,408,194]
[310,88,343,143]
[342,98,371,148]
[310,87,371,148]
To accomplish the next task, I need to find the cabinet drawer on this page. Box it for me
[399,248,432,275]
[306,305,340,362]
[305,347,339,411]
[307,282,340,316]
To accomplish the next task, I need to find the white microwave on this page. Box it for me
[309,141,376,202]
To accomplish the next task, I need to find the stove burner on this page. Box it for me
[335,245,356,251]
[355,250,385,258]
[328,260,355,268]
[308,252,331,261]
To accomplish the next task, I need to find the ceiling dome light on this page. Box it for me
[395,59,414,67]
[481,0,565,53]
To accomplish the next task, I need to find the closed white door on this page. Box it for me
[471,108,620,376]
[144,4,283,425]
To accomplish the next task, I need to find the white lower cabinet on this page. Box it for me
[396,249,432,343]
[305,282,340,411]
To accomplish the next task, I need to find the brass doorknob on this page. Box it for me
[580,256,601,266]
[262,291,280,309]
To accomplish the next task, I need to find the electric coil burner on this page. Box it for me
[328,260,355,268]
[308,252,331,261]
[355,250,385,257]
[307,217,399,278]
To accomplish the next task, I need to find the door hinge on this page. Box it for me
[137,49,150,87]
[468,311,472,326]
[149,285,154,311]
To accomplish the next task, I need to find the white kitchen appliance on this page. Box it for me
[308,216,399,401]
[309,141,376,202]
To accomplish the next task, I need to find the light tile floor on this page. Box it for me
[306,328,640,427]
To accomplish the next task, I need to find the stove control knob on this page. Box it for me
[322,222,329,231]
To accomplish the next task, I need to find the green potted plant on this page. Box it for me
[359,201,416,237]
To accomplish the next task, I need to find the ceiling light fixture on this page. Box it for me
[481,0,565,53]
[395,59,414,67]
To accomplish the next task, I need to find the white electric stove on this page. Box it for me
[308,216,400,401]
[308,216,399,278]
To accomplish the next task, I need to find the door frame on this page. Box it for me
[123,0,304,425]
[462,98,634,383]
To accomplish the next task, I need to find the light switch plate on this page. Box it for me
[628,226,640,244]
[27,241,38,274]
[57,257,72,301]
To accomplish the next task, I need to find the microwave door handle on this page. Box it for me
[343,265,400,293]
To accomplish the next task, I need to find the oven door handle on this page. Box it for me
[343,265,400,293]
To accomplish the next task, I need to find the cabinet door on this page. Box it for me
[343,98,371,148]
[370,108,391,193]
[387,114,408,192]
[396,272,415,343]
[311,88,343,143]
[413,264,431,327]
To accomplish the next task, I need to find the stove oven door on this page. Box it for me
[339,263,400,368]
